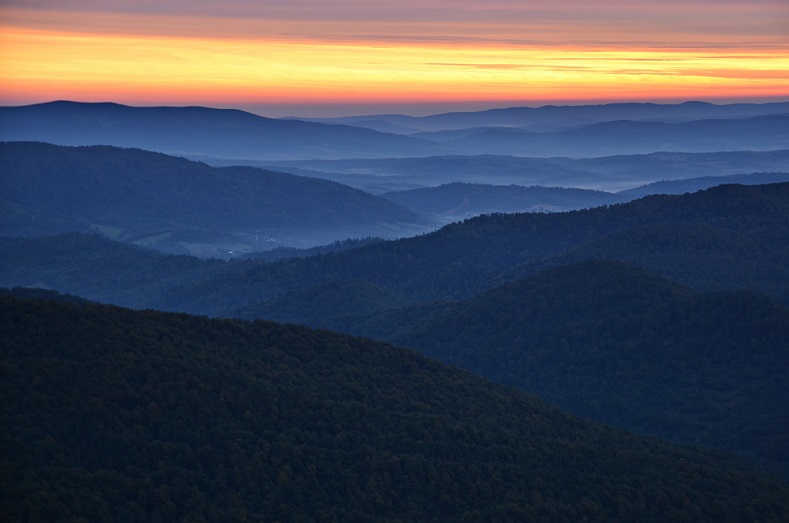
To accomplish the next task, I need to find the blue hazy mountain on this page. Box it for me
[618,171,789,198]
[0,142,434,256]
[3,101,787,162]
[303,100,789,133]
[0,101,451,160]
[380,182,625,223]
[436,114,789,157]
[255,149,789,193]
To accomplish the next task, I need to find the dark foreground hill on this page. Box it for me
[335,260,789,479]
[0,142,432,256]
[3,293,789,522]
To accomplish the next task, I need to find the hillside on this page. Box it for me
[0,234,228,308]
[0,101,449,160]
[335,260,789,478]
[2,183,786,315]
[502,222,789,302]
[0,142,433,256]
[3,293,789,521]
[161,182,789,316]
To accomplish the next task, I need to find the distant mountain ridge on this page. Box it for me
[381,182,625,222]
[2,100,787,162]
[303,100,789,133]
[257,149,789,192]
[378,174,789,223]
[438,114,789,157]
[0,101,450,160]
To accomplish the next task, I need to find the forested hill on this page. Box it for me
[333,259,789,478]
[1,182,786,316]
[0,233,227,309]
[0,142,432,256]
[165,182,789,316]
[3,293,789,521]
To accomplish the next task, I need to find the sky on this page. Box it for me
[1,0,788,117]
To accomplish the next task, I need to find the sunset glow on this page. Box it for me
[1,1,787,116]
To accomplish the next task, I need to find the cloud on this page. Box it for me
[2,1,787,47]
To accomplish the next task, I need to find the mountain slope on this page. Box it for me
[0,234,228,308]
[340,260,789,478]
[0,142,433,256]
[162,182,789,315]
[3,293,789,521]
[0,101,451,160]
[2,183,787,315]
[502,222,789,302]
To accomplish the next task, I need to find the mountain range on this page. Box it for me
[2,101,787,162]
[9,142,786,257]
[0,101,448,160]
[303,100,789,133]
[3,182,788,480]
[256,150,789,193]
[3,99,789,517]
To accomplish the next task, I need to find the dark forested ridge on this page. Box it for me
[0,233,228,309]
[331,260,789,478]
[166,182,789,316]
[2,182,787,315]
[501,221,789,302]
[3,293,789,522]
[0,142,433,256]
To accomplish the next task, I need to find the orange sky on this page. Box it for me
[1,2,787,116]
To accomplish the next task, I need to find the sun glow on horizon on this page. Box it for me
[2,21,788,114]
